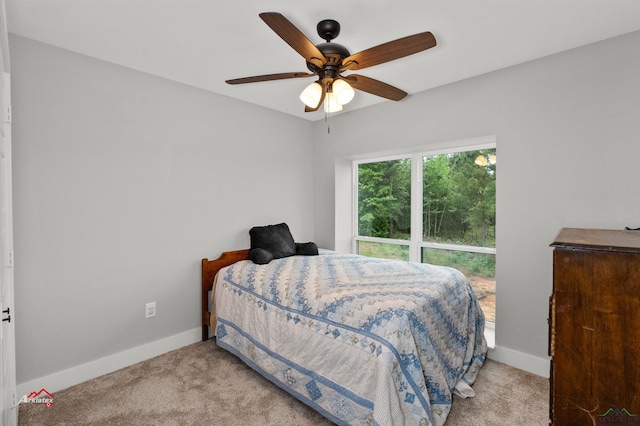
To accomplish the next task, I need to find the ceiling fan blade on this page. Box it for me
[341,32,436,71]
[259,12,326,68]
[343,74,407,101]
[226,72,314,85]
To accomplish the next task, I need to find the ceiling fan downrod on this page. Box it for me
[317,19,340,42]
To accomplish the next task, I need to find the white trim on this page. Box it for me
[16,328,201,396]
[421,241,496,255]
[488,345,550,378]
[346,135,497,162]
[353,153,411,166]
[418,138,496,158]
[0,0,10,73]
[484,321,495,349]
[355,236,411,246]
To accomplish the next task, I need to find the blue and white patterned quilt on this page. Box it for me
[215,250,487,425]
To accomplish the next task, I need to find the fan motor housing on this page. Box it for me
[307,42,350,76]
[316,42,350,59]
[316,43,351,60]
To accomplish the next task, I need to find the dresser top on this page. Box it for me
[551,228,640,253]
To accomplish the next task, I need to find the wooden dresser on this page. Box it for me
[549,228,640,425]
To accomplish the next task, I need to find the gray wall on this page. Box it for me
[312,30,640,364]
[11,35,315,383]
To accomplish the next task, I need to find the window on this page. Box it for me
[356,158,411,261]
[354,143,496,323]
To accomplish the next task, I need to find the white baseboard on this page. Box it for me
[488,345,550,378]
[17,328,201,397]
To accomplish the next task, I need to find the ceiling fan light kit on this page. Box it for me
[300,81,323,108]
[300,79,354,111]
[226,12,437,114]
[324,91,343,113]
[332,79,355,105]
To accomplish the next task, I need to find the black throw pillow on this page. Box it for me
[295,242,319,256]
[249,248,274,265]
[249,223,296,261]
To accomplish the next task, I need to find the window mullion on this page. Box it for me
[351,162,358,254]
[410,153,422,262]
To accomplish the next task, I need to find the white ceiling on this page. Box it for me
[6,0,640,121]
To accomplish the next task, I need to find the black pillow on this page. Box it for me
[249,223,296,263]
[249,248,274,265]
[295,242,319,256]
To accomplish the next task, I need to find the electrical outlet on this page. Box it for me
[145,302,156,318]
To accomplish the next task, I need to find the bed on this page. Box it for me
[201,248,487,425]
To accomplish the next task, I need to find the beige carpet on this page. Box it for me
[19,340,549,425]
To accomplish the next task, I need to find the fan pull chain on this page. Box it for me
[325,110,330,134]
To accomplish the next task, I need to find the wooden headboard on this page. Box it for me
[201,249,250,341]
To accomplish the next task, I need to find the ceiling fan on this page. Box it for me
[226,12,437,113]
